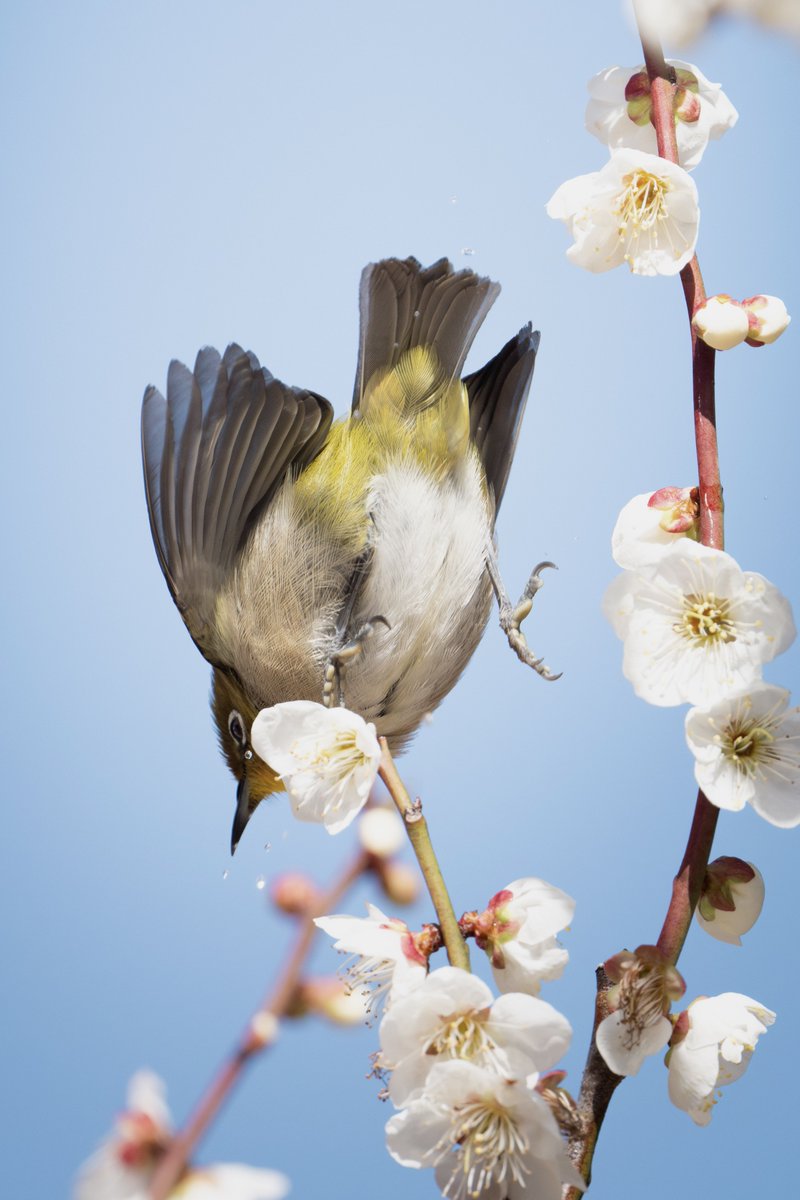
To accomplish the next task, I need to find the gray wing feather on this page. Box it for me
[142,344,333,662]
[352,257,501,410]
[464,324,539,517]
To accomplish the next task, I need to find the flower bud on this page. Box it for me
[375,860,421,906]
[358,806,405,858]
[301,977,369,1025]
[648,486,699,535]
[742,294,791,345]
[270,872,321,916]
[248,1009,280,1049]
[692,295,749,350]
[695,857,764,945]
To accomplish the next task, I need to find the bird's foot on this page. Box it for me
[322,615,391,708]
[485,551,561,681]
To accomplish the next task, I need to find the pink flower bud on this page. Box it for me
[692,295,749,350]
[270,872,320,916]
[742,294,791,345]
[648,486,699,535]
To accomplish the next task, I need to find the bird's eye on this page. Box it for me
[228,710,246,746]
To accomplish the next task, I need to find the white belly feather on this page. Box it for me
[215,452,493,747]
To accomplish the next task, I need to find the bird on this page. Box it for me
[141,256,540,852]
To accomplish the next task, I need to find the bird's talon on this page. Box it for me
[486,550,561,682]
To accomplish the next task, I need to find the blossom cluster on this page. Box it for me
[546,58,739,276]
[594,944,775,1124]
[316,879,582,1198]
[593,491,787,1110]
[546,50,790,350]
[606,490,799,827]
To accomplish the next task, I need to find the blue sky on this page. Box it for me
[2,2,798,1197]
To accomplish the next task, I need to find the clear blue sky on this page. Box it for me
[2,2,797,1197]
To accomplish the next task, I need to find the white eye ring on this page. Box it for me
[228,710,246,746]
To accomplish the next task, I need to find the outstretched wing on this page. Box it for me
[464,324,539,517]
[142,343,333,663]
[352,256,500,410]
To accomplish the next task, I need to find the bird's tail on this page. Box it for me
[352,257,500,413]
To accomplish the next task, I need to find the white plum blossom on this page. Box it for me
[742,294,791,345]
[314,903,428,1013]
[74,1073,288,1200]
[634,0,800,45]
[612,487,698,568]
[251,700,381,834]
[603,540,796,707]
[695,858,765,945]
[586,61,737,170]
[379,966,572,1106]
[386,1060,585,1200]
[74,1071,172,1200]
[692,295,750,350]
[685,683,800,826]
[469,878,575,996]
[633,0,716,45]
[668,993,775,1125]
[546,148,699,276]
[596,946,685,1077]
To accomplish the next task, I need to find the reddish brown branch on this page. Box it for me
[148,850,371,1200]
[566,19,725,1194]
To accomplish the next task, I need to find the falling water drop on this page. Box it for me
[222,869,229,881]
[256,876,266,891]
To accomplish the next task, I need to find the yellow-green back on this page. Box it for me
[293,346,475,554]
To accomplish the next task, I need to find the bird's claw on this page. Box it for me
[485,554,561,681]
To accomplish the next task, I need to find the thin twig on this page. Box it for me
[148,849,371,1200]
[379,740,470,972]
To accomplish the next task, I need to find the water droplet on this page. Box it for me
[256,876,266,891]
[413,310,420,319]
[461,247,475,256]
[282,829,289,840]
[222,869,229,880]
[449,195,458,205]
[264,842,272,852]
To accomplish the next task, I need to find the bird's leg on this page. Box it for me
[485,548,561,681]
[322,534,390,708]
[323,615,391,708]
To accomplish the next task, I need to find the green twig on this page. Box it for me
[378,739,470,972]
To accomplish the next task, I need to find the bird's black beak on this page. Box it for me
[231,776,252,855]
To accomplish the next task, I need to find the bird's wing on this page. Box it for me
[352,257,500,410]
[464,324,539,517]
[141,343,333,663]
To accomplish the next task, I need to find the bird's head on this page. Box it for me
[211,669,281,854]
